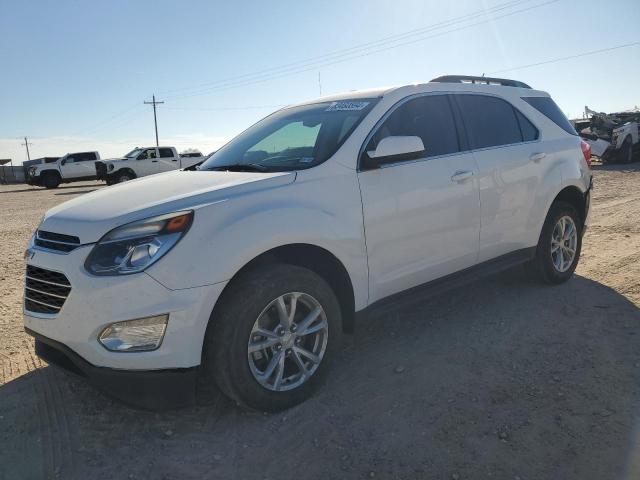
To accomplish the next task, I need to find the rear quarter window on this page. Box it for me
[515,110,539,141]
[522,97,577,136]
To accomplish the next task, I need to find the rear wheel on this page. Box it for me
[526,201,582,284]
[202,264,342,412]
[43,172,60,189]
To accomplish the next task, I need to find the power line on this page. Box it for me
[69,103,142,137]
[164,0,558,101]
[159,0,533,98]
[9,0,550,142]
[488,41,640,74]
[160,104,285,111]
[144,94,164,147]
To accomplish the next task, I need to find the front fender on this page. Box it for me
[146,168,369,309]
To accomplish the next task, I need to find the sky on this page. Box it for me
[1,0,639,164]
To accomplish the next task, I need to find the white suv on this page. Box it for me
[24,76,592,411]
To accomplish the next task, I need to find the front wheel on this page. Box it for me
[202,264,342,412]
[43,173,60,189]
[116,171,134,183]
[526,201,582,284]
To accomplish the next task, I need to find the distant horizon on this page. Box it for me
[2,0,639,164]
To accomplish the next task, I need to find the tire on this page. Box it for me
[116,171,134,183]
[202,264,342,412]
[43,173,60,189]
[619,136,633,164]
[526,201,582,284]
[105,177,115,186]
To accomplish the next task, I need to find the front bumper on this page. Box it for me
[24,244,227,370]
[94,161,109,181]
[26,173,42,186]
[27,328,197,410]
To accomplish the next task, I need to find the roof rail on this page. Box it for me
[430,75,532,89]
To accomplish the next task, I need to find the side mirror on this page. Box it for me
[362,136,425,170]
[60,159,66,165]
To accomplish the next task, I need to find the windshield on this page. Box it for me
[199,99,378,172]
[124,148,143,158]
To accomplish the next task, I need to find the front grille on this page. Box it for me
[35,230,80,253]
[24,265,71,314]
[95,161,107,178]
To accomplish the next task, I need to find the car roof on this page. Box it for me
[288,79,549,109]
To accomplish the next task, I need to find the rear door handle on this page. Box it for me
[451,170,474,183]
[151,160,158,163]
[530,152,546,163]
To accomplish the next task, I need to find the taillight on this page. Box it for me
[580,140,592,168]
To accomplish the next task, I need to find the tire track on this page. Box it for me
[42,368,77,479]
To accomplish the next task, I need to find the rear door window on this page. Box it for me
[158,148,174,158]
[366,94,460,159]
[522,96,577,135]
[455,95,523,149]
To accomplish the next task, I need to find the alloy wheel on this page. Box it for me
[247,292,328,391]
[551,215,577,273]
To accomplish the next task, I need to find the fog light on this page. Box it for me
[99,314,168,352]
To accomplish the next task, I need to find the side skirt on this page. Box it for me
[355,247,536,323]
[62,175,97,183]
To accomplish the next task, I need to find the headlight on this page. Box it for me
[84,210,193,276]
[99,314,168,352]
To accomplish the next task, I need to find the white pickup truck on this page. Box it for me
[27,151,101,189]
[95,147,204,185]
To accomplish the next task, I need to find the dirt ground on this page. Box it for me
[1,165,639,480]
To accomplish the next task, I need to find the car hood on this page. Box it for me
[40,169,296,243]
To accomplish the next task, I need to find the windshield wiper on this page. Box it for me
[207,163,270,172]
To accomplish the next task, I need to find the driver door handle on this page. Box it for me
[451,170,474,183]
[530,152,546,163]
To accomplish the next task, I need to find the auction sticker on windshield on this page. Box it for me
[325,101,370,111]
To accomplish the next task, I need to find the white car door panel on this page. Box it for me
[157,148,179,173]
[134,148,159,176]
[359,154,480,302]
[358,94,480,303]
[472,144,541,260]
[60,155,93,179]
[453,94,542,262]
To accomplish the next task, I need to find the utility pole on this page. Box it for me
[144,94,164,147]
[318,72,322,96]
[21,136,33,162]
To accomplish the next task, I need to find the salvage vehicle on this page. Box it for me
[24,75,592,411]
[95,146,203,185]
[574,107,639,163]
[27,152,100,188]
